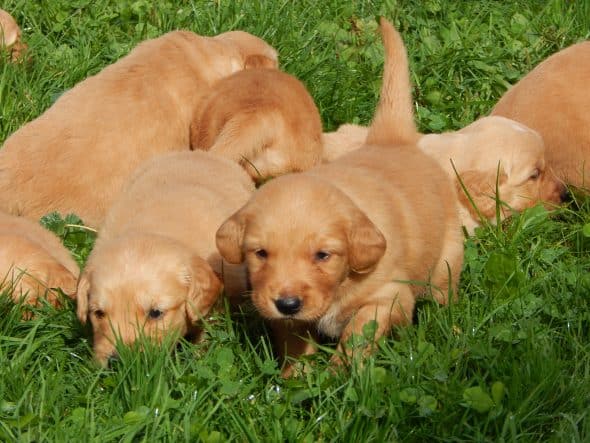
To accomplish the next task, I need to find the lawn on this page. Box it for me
[1,0,590,441]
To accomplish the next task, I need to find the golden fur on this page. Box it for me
[216,19,463,375]
[0,212,78,308]
[0,9,26,62]
[492,41,590,190]
[76,151,254,366]
[323,116,565,233]
[191,68,323,182]
[0,30,277,228]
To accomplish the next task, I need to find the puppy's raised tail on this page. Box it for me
[366,18,418,147]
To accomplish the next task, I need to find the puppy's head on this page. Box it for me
[76,234,221,366]
[216,175,386,322]
[214,30,278,72]
[451,116,566,222]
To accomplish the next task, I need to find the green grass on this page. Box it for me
[1,0,590,441]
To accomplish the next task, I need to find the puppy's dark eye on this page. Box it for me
[529,168,541,180]
[254,249,268,259]
[314,251,331,262]
[94,309,105,320]
[148,309,164,320]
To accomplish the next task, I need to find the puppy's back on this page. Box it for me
[99,151,254,254]
[491,41,590,187]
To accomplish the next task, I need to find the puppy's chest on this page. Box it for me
[317,302,347,338]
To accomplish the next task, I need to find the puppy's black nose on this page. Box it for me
[560,187,572,203]
[274,296,302,315]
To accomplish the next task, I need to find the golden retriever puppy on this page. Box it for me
[0,9,26,62]
[0,29,277,228]
[491,41,590,190]
[191,68,323,182]
[76,151,254,366]
[323,116,566,233]
[0,212,78,308]
[216,19,464,375]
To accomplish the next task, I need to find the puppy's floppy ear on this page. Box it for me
[456,169,508,220]
[244,54,277,69]
[75,270,91,324]
[347,208,386,274]
[185,256,223,323]
[216,209,248,264]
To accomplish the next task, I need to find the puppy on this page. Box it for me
[216,19,464,375]
[491,41,590,190]
[191,68,323,182]
[323,116,566,233]
[0,212,78,308]
[0,9,26,62]
[0,29,277,228]
[76,151,254,366]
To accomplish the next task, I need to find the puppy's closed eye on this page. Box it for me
[254,249,268,260]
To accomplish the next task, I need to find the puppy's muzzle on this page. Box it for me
[274,295,302,316]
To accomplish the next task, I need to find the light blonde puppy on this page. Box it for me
[191,68,323,182]
[0,29,277,228]
[0,212,78,308]
[76,151,254,366]
[492,41,590,190]
[323,116,565,233]
[216,19,463,375]
[0,9,26,61]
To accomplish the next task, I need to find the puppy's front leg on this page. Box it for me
[334,282,415,364]
[270,319,318,377]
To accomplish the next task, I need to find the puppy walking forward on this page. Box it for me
[216,19,464,375]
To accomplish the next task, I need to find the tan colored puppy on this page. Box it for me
[0,212,78,307]
[323,116,565,233]
[0,9,26,61]
[76,151,254,366]
[0,30,277,228]
[216,19,463,374]
[191,68,323,182]
[492,41,590,190]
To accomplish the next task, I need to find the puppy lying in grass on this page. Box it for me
[323,117,566,234]
[76,151,253,366]
[0,9,26,62]
[0,211,78,310]
[191,67,323,183]
[492,41,590,191]
[216,18,464,375]
[0,29,277,228]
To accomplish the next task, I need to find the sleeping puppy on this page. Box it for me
[216,19,464,375]
[0,9,26,62]
[0,29,277,228]
[491,41,590,190]
[323,116,566,233]
[0,212,78,309]
[191,68,323,182]
[76,151,254,366]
